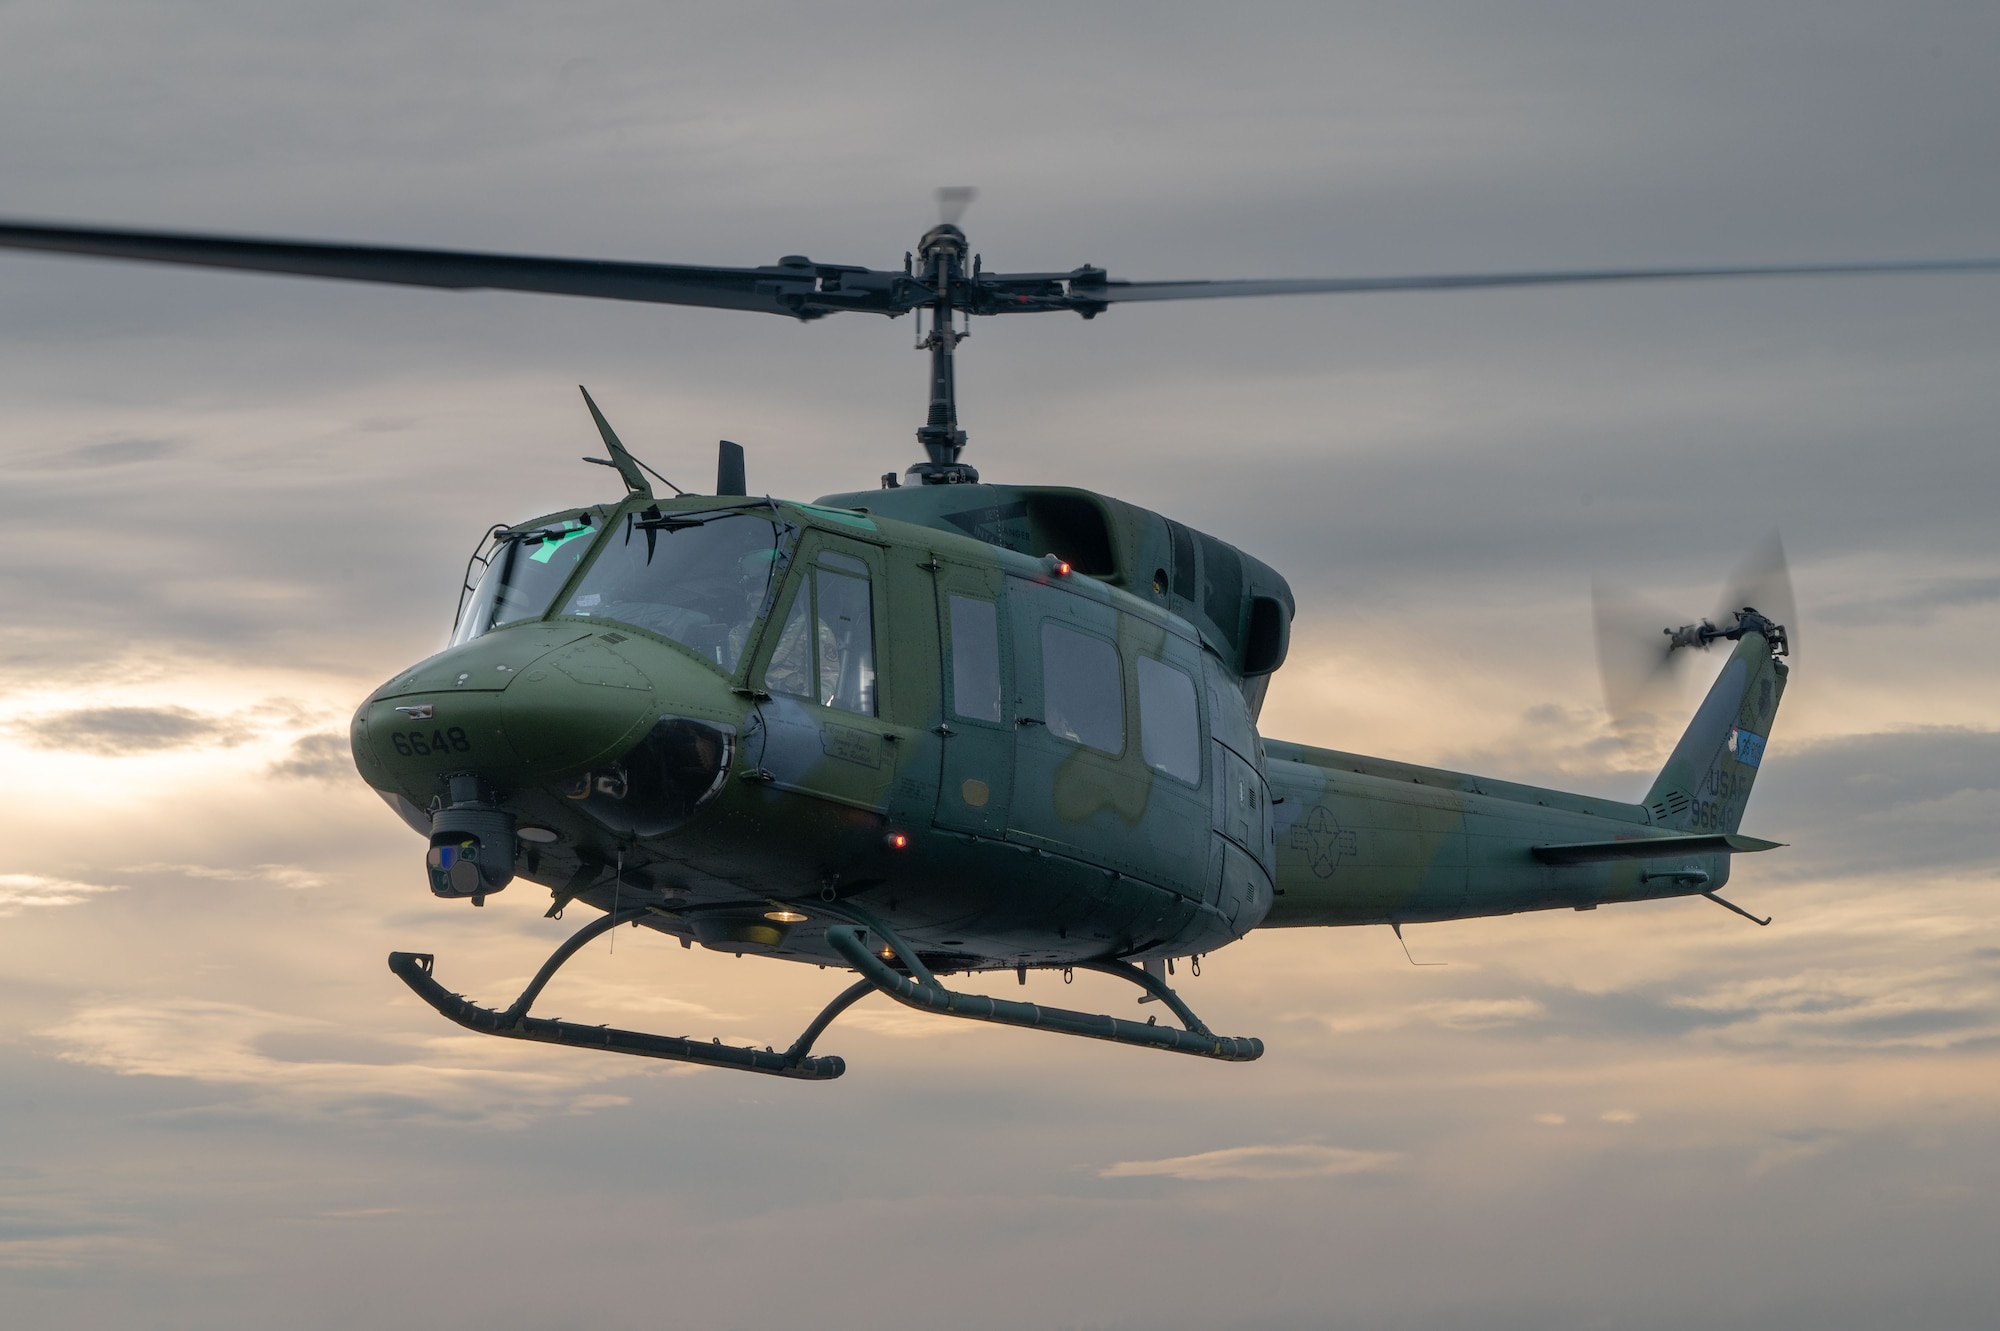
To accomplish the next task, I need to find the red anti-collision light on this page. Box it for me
[885,831,910,850]
[1043,553,1071,576]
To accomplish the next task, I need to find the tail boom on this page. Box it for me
[1258,633,1788,929]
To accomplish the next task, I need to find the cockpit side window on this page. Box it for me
[451,521,599,646]
[763,548,877,715]
[557,510,789,673]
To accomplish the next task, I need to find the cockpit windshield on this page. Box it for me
[557,509,789,672]
[451,520,600,646]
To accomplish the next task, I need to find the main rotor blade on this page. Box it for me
[0,219,906,319]
[1080,257,2000,304]
[9,216,1995,321]
[937,186,977,226]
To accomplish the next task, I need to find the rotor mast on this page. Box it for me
[909,220,978,485]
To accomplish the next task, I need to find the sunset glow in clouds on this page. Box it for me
[3,4,1999,1329]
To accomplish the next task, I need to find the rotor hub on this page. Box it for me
[906,455,979,485]
[917,223,968,261]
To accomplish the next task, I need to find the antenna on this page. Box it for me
[577,386,683,495]
[716,440,747,496]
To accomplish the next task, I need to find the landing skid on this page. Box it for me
[388,907,859,1080]
[824,923,1262,1062]
[388,906,1263,1080]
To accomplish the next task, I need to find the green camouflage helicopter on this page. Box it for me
[4,195,1994,1080]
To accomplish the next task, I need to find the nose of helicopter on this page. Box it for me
[354,630,648,788]
[351,628,742,835]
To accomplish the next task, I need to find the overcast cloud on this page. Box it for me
[2,3,1997,1329]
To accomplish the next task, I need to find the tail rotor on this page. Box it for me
[1595,534,1795,745]
[1711,532,1796,659]
[1592,582,1685,740]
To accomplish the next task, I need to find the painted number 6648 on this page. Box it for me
[393,727,471,757]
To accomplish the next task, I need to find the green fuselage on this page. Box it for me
[349,485,1756,973]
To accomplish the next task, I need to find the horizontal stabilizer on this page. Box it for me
[1532,832,1783,865]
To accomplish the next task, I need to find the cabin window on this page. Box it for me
[948,595,1002,723]
[1041,622,1122,754]
[764,549,876,715]
[1136,655,1200,784]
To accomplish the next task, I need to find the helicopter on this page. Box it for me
[3,194,1994,1080]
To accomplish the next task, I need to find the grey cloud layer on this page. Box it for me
[14,705,251,754]
[2,2,1999,1329]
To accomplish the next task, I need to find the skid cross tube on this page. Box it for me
[823,926,1262,1061]
[1072,960,1213,1033]
[387,908,866,1080]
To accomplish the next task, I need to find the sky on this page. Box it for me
[1,2,1997,1328]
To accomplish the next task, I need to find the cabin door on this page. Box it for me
[931,557,1014,838]
[1004,578,1209,900]
[749,533,903,815]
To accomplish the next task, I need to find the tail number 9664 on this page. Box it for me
[393,727,472,757]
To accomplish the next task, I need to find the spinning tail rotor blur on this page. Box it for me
[1594,534,1795,749]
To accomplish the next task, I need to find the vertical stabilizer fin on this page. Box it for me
[1644,631,1788,832]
